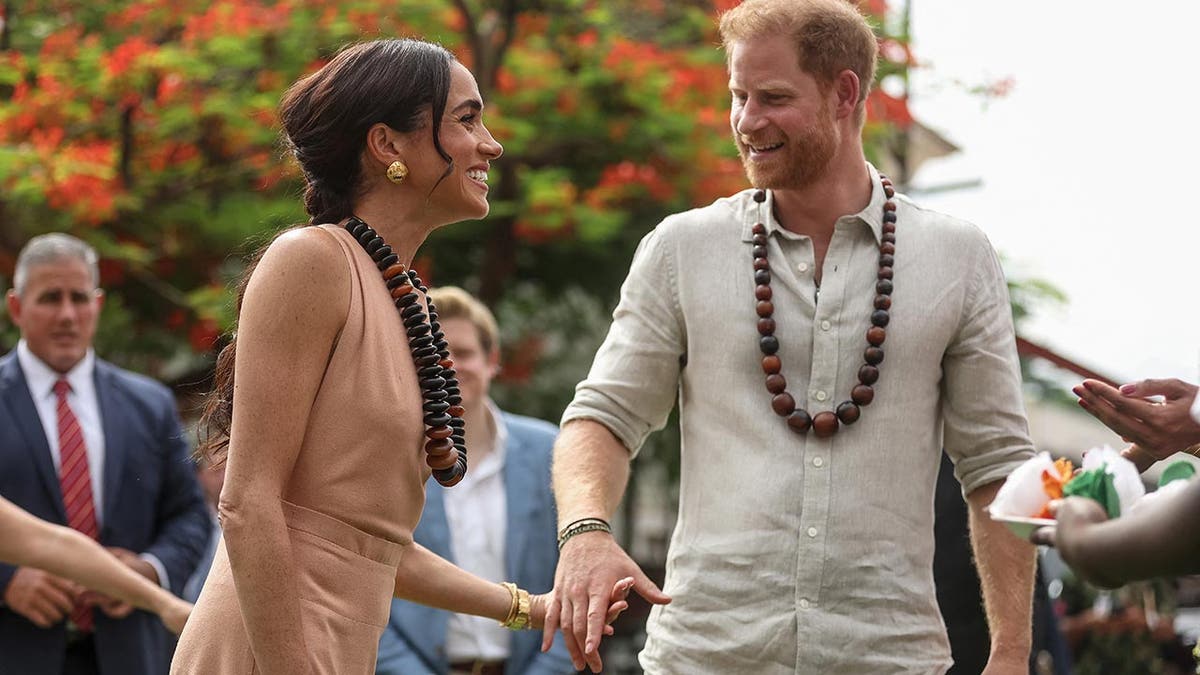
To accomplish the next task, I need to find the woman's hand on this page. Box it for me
[158,595,193,635]
[532,576,634,640]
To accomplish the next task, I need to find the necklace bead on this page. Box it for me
[751,176,897,437]
[787,410,813,433]
[812,412,839,437]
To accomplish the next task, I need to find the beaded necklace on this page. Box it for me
[344,216,467,486]
[751,174,896,438]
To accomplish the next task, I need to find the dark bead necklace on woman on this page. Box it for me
[751,175,897,439]
[343,216,467,487]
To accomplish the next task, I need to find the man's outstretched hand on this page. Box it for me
[543,531,671,672]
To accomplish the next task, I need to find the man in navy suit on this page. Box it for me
[376,287,573,675]
[0,233,209,674]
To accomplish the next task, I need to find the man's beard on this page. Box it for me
[736,109,837,190]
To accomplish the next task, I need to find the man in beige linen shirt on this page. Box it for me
[543,1,1037,673]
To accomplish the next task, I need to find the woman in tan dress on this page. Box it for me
[170,39,629,674]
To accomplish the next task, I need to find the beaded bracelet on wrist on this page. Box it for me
[343,216,467,487]
[557,517,612,551]
[750,176,897,438]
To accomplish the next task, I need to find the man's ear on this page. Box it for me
[833,68,861,121]
[487,345,501,378]
[6,290,22,327]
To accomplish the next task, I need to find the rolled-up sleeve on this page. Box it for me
[561,226,686,457]
[941,231,1035,495]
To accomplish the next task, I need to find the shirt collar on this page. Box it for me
[738,162,888,245]
[485,398,508,465]
[16,339,96,401]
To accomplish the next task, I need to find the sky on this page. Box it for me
[905,0,1200,386]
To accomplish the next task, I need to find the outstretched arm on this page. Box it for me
[546,419,670,673]
[1032,482,1200,587]
[547,228,682,671]
[967,479,1036,673]
[391,543,631,639]
[0,496,191,634]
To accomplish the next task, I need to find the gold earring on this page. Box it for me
[386,160,409,184]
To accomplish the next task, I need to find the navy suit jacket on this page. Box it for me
[376,412,574,675]
[0,351,209,675]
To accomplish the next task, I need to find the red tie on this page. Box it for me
[54,378,97,632]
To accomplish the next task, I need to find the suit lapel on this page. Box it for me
[503,418,535,581]
[94,361,128,528]
[0,355,67,522]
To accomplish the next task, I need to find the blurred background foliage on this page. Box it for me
[0,0,922,395]
[0,0,1067,502]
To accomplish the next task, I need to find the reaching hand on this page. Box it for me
[79,590,134,619]
[1032,494,1104,562]
[543,531,671,672]
[531,576,633,635]
[158,595,193,635]
[2,567,78,628]
[106,546,159,584]
[1074,378,1200,462]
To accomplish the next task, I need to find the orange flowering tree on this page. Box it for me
[0,0,915,390]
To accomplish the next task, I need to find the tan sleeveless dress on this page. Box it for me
[171,225,431,674]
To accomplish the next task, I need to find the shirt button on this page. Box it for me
[807,527,818,538]
[820,320,831,331]
[798,262,810,273]
[799,598,811,609]
[812,457,824,468]
[815,390,828,402]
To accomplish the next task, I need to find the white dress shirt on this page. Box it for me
[16,339,170,589]
[442,401,511,662]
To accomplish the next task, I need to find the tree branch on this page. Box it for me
[452,0,485,83]
[489,0,520,87]
[119,104,135,188]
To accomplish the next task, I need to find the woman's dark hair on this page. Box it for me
[198,38,456,463]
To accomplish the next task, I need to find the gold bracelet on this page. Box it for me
[500,582,519,625]
[1185,443,1200,458]
[499,582,532,630]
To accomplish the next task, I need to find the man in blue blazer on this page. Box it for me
[377,287,573,675]
[0,233,209,674]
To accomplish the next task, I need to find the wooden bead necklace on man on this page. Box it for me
[752,175,897,438]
